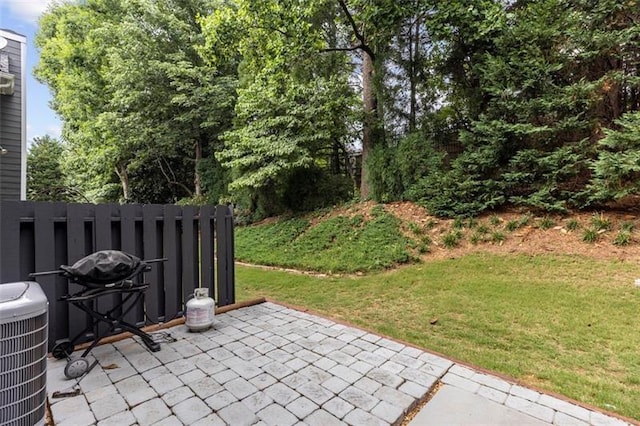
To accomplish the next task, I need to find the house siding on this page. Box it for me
[0,29,26,201]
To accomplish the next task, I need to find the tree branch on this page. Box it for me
[337,0,376,60]
[157,158,193,197]
[321,44,364,53]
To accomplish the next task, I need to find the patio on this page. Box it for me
[46,301,632,426]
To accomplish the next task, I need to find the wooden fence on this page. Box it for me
[0,201,235,351]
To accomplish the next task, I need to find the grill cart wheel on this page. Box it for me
[64,357,90,379]
[52,340,74,360]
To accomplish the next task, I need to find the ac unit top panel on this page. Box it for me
[0,282,48,323]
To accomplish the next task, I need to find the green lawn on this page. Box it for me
[236,254,640,420]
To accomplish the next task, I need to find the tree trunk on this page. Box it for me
[194,137,203,198]
[115,164,130,202]
[409,14,420,132]
[361,50,377,199]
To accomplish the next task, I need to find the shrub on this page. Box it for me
[590,213,611,231]
[491,231,506,243]
[621,221,635,232]
[506,220,520,232]
[566,218,580,231]
[582,228,599,243]
[453,217,465,229]
[442,231,462,248]
[538,216,555,230]
[613,231,632,246]
[470,233,483,245]
[476,224,490,235]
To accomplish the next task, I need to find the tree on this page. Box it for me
[35,1,121,202]
[27,135,74,201]
[407,0,640,215]
[201,0,357,217]
[332,0,411,198]
[35,0,236,204]
[589,111,640,202]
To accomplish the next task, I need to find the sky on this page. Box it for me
[0,0,63,146]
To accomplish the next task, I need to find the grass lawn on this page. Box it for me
[236,253,640,420]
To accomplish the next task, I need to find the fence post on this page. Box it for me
[216,205,235,306]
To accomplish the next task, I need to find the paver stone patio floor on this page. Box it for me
[46,301,633,426]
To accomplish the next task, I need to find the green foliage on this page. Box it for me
[506,220,520,232]
[34,0,640,217]
[203,0,357,215]
[414,140,506,217]
[235,217,310,259]
[407,222,423,236]
[566,218,580,231]
[27,136,75,202]
[282,167,354,213]
[368,130,450,205]
[416,0,638,216]
[589,112,640,203]
[36,0,235,204]
[470,233,483,245]
[420,235,432,246]
[491,231,506,243]
[476,224,490,235]
[621,221,635,232]
[441,230,462,248]
[506,214,533,232]
[582,228,599,243]
[591,213,612,231]
[235,210,413,273]
[613,231,632,246]
[538,216,556,230]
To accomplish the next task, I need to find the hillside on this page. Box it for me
[383,201,640,262]
[238,201,640,273]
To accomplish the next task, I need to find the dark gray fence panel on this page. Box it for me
[217,205,235,306]
[0,201,234,351]
[33,203,64,344]
[95,204,112,251]
[143,204,162,323]
[119,204,140,327]
[94,204,117,339]
[0,201,21,283]
[66,204,93,340]
[181,206,197,303]
[200,204,214,296]
[163,204,180,321]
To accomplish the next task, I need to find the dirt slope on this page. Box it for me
[324,201,640,262]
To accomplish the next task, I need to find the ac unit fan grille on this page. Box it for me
[0,312,48,426]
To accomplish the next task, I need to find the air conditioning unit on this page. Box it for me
[0,282,49,426]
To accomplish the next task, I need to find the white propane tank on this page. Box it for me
[185,287,215,331]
